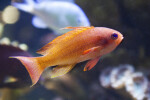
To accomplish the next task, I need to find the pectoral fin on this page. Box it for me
[84,56,100,71]
[51,64,76,78]
[82,46,102,55]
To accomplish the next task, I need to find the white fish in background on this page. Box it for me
[36,0,74,3]
[12,0,90,35]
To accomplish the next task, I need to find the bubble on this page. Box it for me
[19,43,28,51]
[11,41,19,47]
[2,5,20,24]
[0,37,10,45]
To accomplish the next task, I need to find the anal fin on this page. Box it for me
[51,64,76,78]
[84,56,100,71]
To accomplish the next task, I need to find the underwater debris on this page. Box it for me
[125,72,148,100]
[12,0,90,34]
[110,64,134,89]
[100,65,150,100]
[0,39,31,88]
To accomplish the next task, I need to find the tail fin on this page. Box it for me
[12,0,35,13]
[10,56,44,86]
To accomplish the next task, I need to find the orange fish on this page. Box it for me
[11,26,123,86]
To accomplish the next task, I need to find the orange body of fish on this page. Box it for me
[11,26,123,86]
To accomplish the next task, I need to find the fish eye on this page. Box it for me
[111,33,118,40]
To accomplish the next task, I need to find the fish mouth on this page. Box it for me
[121,36,124,40]
[116,35,124,45]
[120,34,124,42]
[120,35,124,43]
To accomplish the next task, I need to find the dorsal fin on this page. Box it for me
[36,26,94,55]
[59,26,94,41]
[61,26,94,30]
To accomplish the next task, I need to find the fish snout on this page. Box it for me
[121,35,124,40]
[115,33,124,45]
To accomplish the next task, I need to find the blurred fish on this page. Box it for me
[11,26,123,86]
[36,0,74,3]
[12,0,90,34]
[0,38,32,88]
